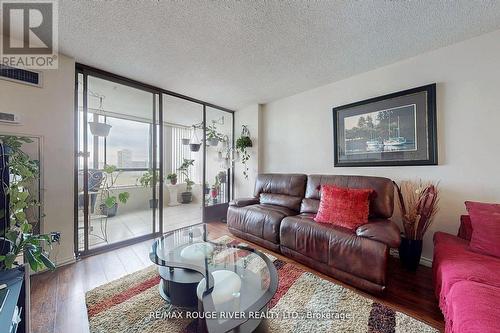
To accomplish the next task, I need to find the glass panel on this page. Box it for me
[77,74,157,252]
[205,107,233,208]
[162,94,203,232]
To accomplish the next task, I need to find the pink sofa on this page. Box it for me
[433,215,500,333]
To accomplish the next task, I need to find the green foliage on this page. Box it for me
[0,135,59,272]
[206,124,224,141]
[236,129,253,179]
[99,164,129,212]
[137,170,160,188]
[177,159,195,192]
[166,173,177,181]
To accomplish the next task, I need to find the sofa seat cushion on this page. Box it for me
[445,281,500,333]
[280,216,387,285]
[227,204,296,245]
[433,232,500,311]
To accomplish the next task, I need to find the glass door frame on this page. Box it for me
[74,63,234,257]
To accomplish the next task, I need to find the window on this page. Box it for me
[104,116,151,169]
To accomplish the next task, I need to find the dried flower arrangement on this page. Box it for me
[394,179,440,240]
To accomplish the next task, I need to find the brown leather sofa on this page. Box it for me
[227,173,401,294]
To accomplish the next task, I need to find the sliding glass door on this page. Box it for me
[76,69,160,255]
[75,64,234,257]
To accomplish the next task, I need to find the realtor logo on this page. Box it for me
[1,0,58,69]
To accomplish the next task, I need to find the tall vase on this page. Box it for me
[399,236,423,271]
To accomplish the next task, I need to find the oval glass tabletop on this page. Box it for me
[150,223,278,333]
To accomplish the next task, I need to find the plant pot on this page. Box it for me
[204,186,210,195]
[190,143,201,152]
[149,199,159,209]
[210,189,218,198]
[218,171,227,183]
[100,203,118,217]
[169,178,177,185]
[181,138,190,145]
[0,238,13,268]
[207,138,219,147]
[399,236,423,271]
[89,121,112,137]
[181,192,193,204]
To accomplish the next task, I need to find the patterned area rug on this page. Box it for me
[86,236,437,333]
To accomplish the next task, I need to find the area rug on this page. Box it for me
[86,236,438,333]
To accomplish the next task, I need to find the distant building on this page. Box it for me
[117,149,132,168]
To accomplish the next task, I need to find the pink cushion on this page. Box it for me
[465,201,500,258]
[433,232,500,312]
[446,281,500,333]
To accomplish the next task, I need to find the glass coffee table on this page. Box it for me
[150,223,278,333]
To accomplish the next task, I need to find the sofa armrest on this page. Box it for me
[458,215,473,241]
[229,197,260,207]
[356,219,401,248]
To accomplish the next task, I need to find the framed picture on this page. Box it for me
[332,84,437,167]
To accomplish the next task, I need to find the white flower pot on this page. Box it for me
[89,121,112,137]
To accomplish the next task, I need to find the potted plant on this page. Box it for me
[394,179,439,271]
[137,170,160,208]
[177,159,195,203]
[99,165,130,217]
[0,135,60,272]
[206,124,223,147]
[236,125,253,179]
[217,170,227,184]
[166,173,177,185]
[211,176,221,203]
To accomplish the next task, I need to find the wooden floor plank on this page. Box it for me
[31,221,444,333]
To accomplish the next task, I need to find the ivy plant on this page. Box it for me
[0,135,60,271]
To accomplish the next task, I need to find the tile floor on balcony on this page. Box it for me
[78,203,202,251]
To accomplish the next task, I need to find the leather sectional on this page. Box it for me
[227,173,401,294]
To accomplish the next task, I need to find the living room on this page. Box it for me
[0,1,499,333]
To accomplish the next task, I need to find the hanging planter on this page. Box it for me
[207,137,219,147]
[181,138,190,145]
[236,125,253,179]
[190,143,201,152]
[89,96,112,137]
[218,171,227,183]
[89,121,112,137]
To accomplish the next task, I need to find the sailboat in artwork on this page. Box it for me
[383,115,406,146]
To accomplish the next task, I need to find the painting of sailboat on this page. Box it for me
[343,104,417,155]
[333,83,437,167]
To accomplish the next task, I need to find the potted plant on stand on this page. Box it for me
[137,170,161,209]
[236,125,253,179]
[166,173,177,185]
[0,135,60,273]
[99,165,130,217]
[177,159,195,204]
[394,179,439,271]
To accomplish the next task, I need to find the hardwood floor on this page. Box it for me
[31,221,444,333]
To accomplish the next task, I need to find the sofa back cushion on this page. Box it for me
[254,174,307,211]
[465,201,500,258]
[301,175,394,219]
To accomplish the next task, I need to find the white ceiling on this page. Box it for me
[60,1,500,110]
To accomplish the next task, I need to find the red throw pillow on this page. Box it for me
[465,201,500,258]
[314,185,372,230]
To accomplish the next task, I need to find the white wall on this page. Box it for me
[234,104,261,198]
[0,55,76,265]
[261,29,500,262]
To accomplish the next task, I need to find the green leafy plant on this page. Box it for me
[236,125,253,179]
[137,170,160,188]
[166,173,177,185]
[100,165,130,209]
[0,135,60,271]
[177,159,195,192]
[206,124,224,142]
